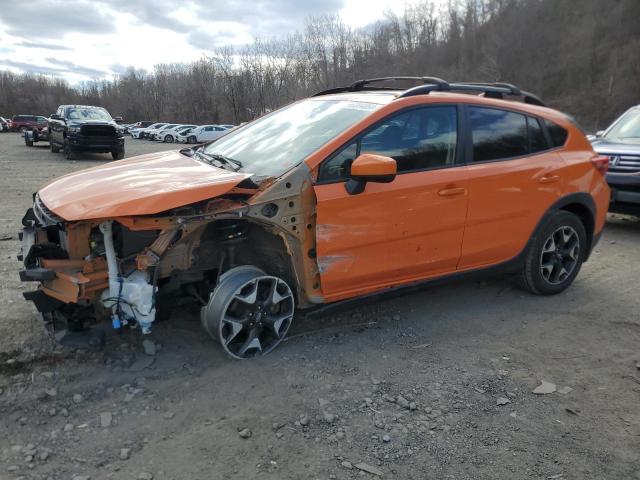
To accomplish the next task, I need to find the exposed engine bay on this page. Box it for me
[18,167,321,353]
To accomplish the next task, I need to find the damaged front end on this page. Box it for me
[19,194,167,349]
[18,166,323,352]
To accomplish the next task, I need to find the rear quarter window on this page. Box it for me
[543,119,568,147]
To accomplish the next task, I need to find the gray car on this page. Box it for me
[590,105,640,215]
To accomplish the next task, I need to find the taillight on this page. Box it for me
[591,155,609,175]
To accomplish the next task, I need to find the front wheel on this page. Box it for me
[164,134,174,143]
[111,149,125,160]
[201,266,295,359]
[518,211,587,295]
[187,135,197,144]
[63,138,74,160]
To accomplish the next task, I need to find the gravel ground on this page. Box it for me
[1,132,639,480]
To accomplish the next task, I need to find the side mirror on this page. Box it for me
[345,153,397,195]
[50,114,62,120]
[180,147,195,157]
[595,130,605,138]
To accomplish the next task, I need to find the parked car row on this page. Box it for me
[0,114,49,132]
[128,122,235,143]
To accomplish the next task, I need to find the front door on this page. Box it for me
[314,105,470,302]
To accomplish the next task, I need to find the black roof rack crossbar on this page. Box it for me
[398,82,544,106]
[312,76,449,97]
[312,76,544,106]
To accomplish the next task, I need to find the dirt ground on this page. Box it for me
[1,132,639,480]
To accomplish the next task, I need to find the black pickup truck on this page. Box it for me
[49,105,125,160]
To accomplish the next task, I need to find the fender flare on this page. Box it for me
[526,192,597,261]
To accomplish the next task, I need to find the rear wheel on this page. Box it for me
[201,266,295,359]
[164,134,174,143]
[518,211,587,295]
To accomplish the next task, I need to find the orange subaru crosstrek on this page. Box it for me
[19,77,610,358]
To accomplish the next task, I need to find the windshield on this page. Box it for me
[66,107,112,121]
[202,99,383,176]
[605,109,640,143]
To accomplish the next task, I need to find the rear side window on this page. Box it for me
[543,119,569,147]
[469,107,528,162]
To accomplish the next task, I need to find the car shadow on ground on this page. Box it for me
[605,213,640,233]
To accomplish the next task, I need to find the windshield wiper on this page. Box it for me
[195,151,243,171]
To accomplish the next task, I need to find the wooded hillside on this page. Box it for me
[0,0,638,130]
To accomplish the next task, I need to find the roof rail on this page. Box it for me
[398,81,544,106]
[313,77,544,106]
[312,76,449,97]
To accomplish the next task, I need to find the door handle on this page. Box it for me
[438,187,467,197]
[539,175,560,184]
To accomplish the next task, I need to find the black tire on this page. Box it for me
[164,134,174,143]
[518,211,587,295]
[201,266,295,359]
[187,135,196,144]
[63,138,74,160]
[111,149,125,160]
[50,140,60,153]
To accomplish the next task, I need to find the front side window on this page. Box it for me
[203,99,384,177]
[318,106,458,182]
[470,107,528,162]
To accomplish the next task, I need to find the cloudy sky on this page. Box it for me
[0,0,431,83]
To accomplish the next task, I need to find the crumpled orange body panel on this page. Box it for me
[38,150,250,221]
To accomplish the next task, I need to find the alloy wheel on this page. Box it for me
[202,267,295,359]
[539,226,580,285]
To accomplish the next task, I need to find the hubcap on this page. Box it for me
[218,275,294,359]
[539,226,580,285]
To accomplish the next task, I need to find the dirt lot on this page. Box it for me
[1,132,639,480]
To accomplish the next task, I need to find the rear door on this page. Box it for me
[314,105,470,301]
[458,106,567,269]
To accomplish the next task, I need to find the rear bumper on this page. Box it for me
[68,134,124,152]
[30,129,49,141]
